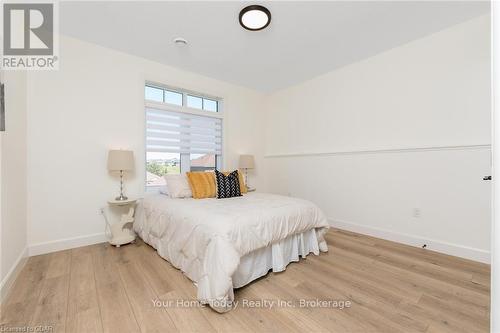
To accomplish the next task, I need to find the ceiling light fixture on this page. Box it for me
[173,37,188,45]
[239,5,271,31]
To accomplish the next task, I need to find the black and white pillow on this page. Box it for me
[215,170,242,199]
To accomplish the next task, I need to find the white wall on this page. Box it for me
[23,15,492,263]
[26,36,266,253]
[0,70,28,299]
[263,15,491,262]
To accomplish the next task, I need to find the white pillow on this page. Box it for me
[164,174,192,198]
[159,186,169,196]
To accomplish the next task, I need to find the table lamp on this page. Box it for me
[107,150,134,201]
[238,154,255,190]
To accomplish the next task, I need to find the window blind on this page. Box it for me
[146,107,222,155]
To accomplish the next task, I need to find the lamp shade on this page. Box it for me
[107,150,134,171]
[239,154,255,169]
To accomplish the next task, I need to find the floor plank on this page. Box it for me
[0,255,51,328]
[29,251,72,332]
[66,246,103,333]
[0,228,491,333]
[91,244,141,333]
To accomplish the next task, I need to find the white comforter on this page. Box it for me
[134,192,329,312]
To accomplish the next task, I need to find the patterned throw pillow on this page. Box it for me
[215,170,242,199]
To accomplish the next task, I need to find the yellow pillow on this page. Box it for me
[186,172,216,199]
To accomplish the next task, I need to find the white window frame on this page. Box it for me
[145,82,223,190]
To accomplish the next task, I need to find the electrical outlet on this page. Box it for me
[413,208,421,218]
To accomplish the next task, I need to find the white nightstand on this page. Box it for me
[101,198,139,247]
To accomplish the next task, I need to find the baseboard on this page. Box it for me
[0,247,28,303]
[24,220,491,262]
[28,233,107,256]
[330,219,490,264]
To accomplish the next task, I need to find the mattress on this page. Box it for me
[134,192,329,312]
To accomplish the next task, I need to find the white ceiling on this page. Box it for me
[60,1,490,92]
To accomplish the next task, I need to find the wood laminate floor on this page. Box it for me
[0,229,490,332]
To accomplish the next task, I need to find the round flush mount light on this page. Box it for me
[173,37,188,45]
[239,5,271,31]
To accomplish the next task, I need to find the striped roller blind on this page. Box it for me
[146,107,222,155]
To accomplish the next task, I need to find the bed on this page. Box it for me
[134,192,329,312]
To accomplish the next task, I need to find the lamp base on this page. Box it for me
[116,171,128,201]
[115,194,128,201]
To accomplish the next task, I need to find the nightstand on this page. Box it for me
[101,198,138,247]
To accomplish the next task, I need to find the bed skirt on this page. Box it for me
[232,228,321,288]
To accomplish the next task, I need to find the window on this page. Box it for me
[186,95,219,112]
[164,90,183,106]
[187,95,203,109]
[145,86,163,102]
[146,152,180,187]
[145,84,222,190]
[190,153,217,172]
[145,85,219,112]
[203,99,218,112]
